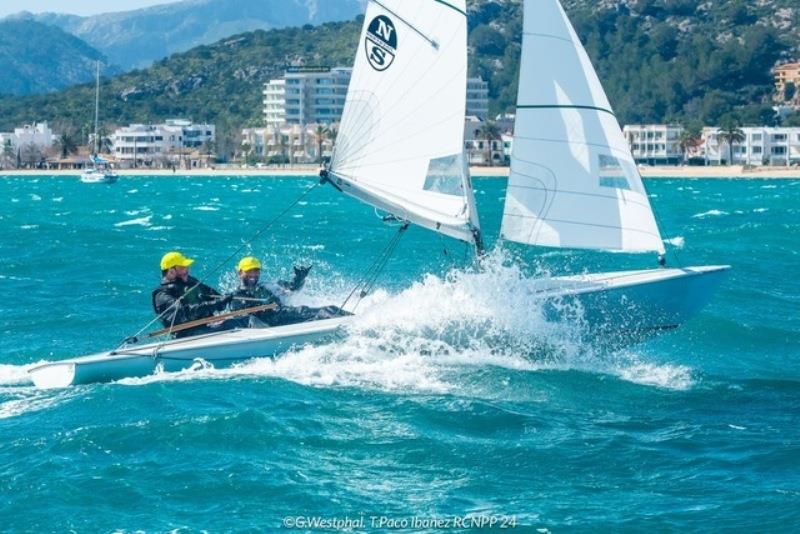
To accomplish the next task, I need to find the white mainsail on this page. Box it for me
[500,0,664,254]
[329,0,480,244]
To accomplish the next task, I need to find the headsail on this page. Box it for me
[500,0,664,254]
[328,0,480,245]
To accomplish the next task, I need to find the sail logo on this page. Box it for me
[365,15,397,71]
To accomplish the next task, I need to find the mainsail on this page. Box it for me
[328,0,480,245]
[500,0,664,254]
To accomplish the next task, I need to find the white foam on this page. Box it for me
[664,236,685,248]
[193,206,219,211]
[0,363,37,386]
[692,209,728,219]
[114,215,152,227]
[22,251,695,396]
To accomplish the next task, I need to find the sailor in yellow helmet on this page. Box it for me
[151,251,233,337]
[229,257,348,327]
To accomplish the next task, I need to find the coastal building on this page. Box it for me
[0,122,56,152]
[623,124,684,165]
[241,123,336,164]
[703,126,800,166]
[112,119,215,167]
[263,67,352,126]
[466,77,490,120]
[263,70,493,126]
[464,116,508,166]
[774,62,800,105]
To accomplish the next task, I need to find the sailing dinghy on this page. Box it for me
[324,0,727,342]
[29,0,727,389]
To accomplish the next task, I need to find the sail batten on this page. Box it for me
[330,0,479,246]
[501,0,664,254]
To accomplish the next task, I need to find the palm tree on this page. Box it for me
[314,124,329,163]
[55,132,79,159]
[96,125,113,154]
[1,140,15,169]
[478,121,501,167]
[717,119,745,165]
[677,126,702,164]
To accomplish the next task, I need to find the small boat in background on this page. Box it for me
[80,61,117,184]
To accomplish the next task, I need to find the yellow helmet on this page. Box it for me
[237,256,262,272]
[160,251,195,270]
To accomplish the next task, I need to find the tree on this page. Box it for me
[314,124,329,163]
[478,121,501,167]
[55,131,79,158]
[677,124,702,163]
[20,142,43,168]
[785,82,797,103]
[1,140,15,169]
[718,117,745,165]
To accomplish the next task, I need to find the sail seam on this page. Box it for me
[507,183,653,211]
[503,213,662,237]
[433,0,467,17]
[517,104,616,117]
[512,134,628,155]
[523,32,573,45]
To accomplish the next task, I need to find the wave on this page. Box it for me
[692,210,728,219]
[114,215,153,227]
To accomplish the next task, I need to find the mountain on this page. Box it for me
[1,0,799,139]
[8,0,365,70]
[0,19,115,95]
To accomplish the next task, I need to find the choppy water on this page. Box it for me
[1,175,798,531]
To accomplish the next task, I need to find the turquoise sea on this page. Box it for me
[1,175,798,531]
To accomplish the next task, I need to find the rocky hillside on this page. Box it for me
[0,19,115,95]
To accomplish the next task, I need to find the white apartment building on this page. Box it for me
[263,67,351,126]
[703,126,800,166]
[623,124,684,164]
[112,119,215,165]
[242,123,335,164]
[0,122,56,152]
[466,77,490,119]
[264,69,492,126]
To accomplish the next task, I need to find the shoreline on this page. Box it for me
[1,165,799,179]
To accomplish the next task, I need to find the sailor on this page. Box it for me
[152,251,232,338]
[230,256,347,327]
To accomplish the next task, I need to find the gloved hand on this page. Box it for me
[290,264,312,291]
[294,264,312,280]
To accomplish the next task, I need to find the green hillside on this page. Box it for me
[1,0,798,138]
[0,19,113,95]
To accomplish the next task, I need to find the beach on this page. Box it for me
[2,165,799,178]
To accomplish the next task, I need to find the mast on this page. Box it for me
[93,61,100,156]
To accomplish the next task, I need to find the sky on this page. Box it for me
[0,0,177,17]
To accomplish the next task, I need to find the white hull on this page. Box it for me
[80,170,117,184]
[28,265,728,389]
[539,265,730,347]
[29,317,353,389]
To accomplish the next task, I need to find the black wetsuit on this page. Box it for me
[229,269,349,327]
[151,275,230,338]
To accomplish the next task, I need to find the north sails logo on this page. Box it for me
[365,15,397,71]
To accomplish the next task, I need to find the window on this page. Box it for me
[753,146,762,153]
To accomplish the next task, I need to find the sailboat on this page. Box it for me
[28,0,727,389]
[80,61,117,184]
